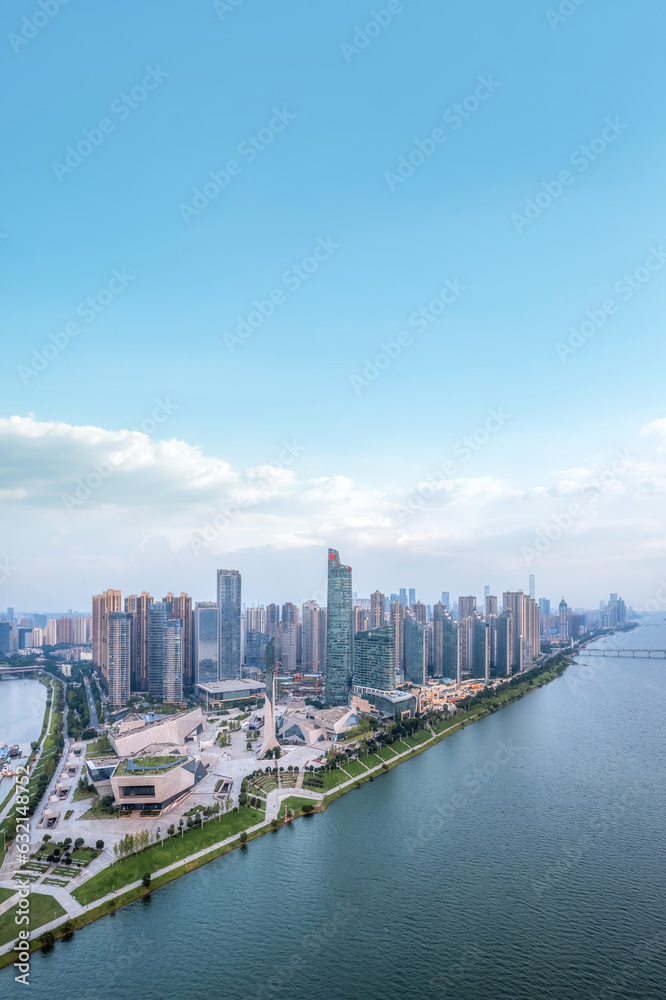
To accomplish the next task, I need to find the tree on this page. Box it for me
[42,834,52,843]
[239,830,248,845]
[167,824,175,837]
[40,930,55,950]
[95,839,104,850]
[302,803,315,815]
[271,818,278,831]
[74,837,84,851]
[142,872,152,889]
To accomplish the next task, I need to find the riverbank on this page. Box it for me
[0,653,572,969]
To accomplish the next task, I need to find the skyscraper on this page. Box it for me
[370,590,385,629]
[125,591,154,691]
[529,574,536,600]
[163,618,183,703]
[559,598,569,638]
[408,588,416,607]
[302,600,326,672]
[458,596,477,621]
[404,613,427,685]
[147,601,170,699]
[472,614,490,681]
[107,611,132,708]
[485,594,498,618]
[325,548,354,706]
[354,606,367,634]
[261,638,280,756]
[217,569,241,679]
[538,598,551,616]
[281,602,299,671]
[390,599,405,674]
[164,592,193,688]
[353,626,395,692]
[0,621,12,656]
[92,589,121,689]
[504,592,541,670]
[490,610,513,677]
[194,601,219,685]
[441,592,450,609]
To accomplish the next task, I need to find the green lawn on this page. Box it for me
[0,892,66,947]
[0,888,16,904]
[72,786,95,801]
[85,736,114,757]
[340,759,366,778]
[357,752,383,769]
[403,730,433,747]
[72,805,265,905]
[374,745,398,762]
[302,769,346,792]
[390,739,411,754]
[278,796,317,819]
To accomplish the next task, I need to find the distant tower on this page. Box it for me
[325,548,354,706]
[559,598,568,639]
[261,638,280,757]
[529,575,536,601]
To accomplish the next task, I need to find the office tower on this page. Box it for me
[411,601,428,625]
[0,621,12,655]
[302,600,326,672]
[485,595,498,618]
[490,610,513,677]
[244,631,271,669]
[559,598,568,638]
[398,588,408,607]
[164,593,193,688]
[432,602,447,674]
[194,602,219,685]
[607,593,626,626]
[441,592,450,609]
[147,602,170,698]
[245,606,266,635]
[6,607,14,621]
[163,618,183,703]
[529,574,536,601]
[353,626,395,693]
[125,592,154,691]
[484,585,490,603]
[107,612,132,708]
[539,598,550,617]
[408,588,416,607]
[458,596,477,621]
[92,589,121,688]
[404,613,427,685]
[325,548,354,706]
[370,590,385,629]
[217,569,241,680]
[472,614,490,681]
[281,602,299,671]
[389,600,405,674]
[354,606,367,634]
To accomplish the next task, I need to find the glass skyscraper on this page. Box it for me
[404,613,426,685]
[325,548,354,705]
[107,611,132,708]
[353,626,395,692]
[217,569,241,679]
[194,601,219,685]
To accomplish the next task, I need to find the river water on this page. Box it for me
[0,677,46,755]
[5,628,666,998]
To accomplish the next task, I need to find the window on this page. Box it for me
[121,785,155,797]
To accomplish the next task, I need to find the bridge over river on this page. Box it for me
[586,648,666,658]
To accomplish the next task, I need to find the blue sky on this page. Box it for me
[2,0,666,610]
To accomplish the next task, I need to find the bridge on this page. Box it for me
[0,664,45,676]
[586,649,666,658]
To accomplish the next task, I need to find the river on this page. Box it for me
[0,676,46,756]
[5,628,666,998]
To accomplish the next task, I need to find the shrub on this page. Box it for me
[96,839,104,850]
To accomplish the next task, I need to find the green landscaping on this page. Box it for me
[0,888,16,905]
[72,805,265,905]
[85,735,114,757]
[279,796,318,819]
[73,786,95,801]
[302,768,347,792]
[340,759,367,778]
[0,893,66,947]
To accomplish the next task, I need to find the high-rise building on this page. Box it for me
[538,598,550,616]
[147,602,170,698]
[92,589,121,689]
[164,593,193,688]
[458,596,477,621]
[370,590,385,629]
[472,614,490,681]
[529,574,536,600]
[398,588,408,607]
[194,602,219,685]
[6,608,14,622]
[606,593,626,627]
[404,613,427,685]
[217,569,241,679]
[559,598,569,638]
[490,610,513,677]
[485,595,498,618]
[504,592,541,669]
[107,611,132,708]
[353,606,367,634]
[125,592,154,691]
[389,600,405,674]
[353,626,395,692]
[408,588,416,607]
[261,639,280,756]
[0,621,12,655]
[325,548,354,706]
[281,602,299,671]
[484,585,490,603]
[302,601,326,672]
[163,618,183,704]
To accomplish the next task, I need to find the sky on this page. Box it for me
[2,0,666,612]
